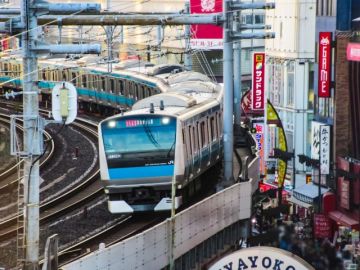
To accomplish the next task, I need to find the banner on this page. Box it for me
[252,53,265,111]
[318,32,332,98]
[267,100,288,188]
[190,0,223,49]
[314,214,332,238]
[252,122,265,175]
[320,125,330,174]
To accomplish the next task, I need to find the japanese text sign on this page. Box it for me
[252,52,265,110]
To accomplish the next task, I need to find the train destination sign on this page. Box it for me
[208,247,314,270]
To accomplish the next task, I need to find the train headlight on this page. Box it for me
[162,117,170,125]
[108,121,116,128]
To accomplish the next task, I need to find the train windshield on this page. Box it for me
[101,115,176,167]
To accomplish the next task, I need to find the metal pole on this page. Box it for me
[233,11,241,126]
[21,0,40,267]
[106,0,113,73]
[184,1,192,70]
[169,177,176,269]
[223,0,234,183]
[318,126,322,213]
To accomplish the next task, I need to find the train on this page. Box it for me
[98,68,224,213]
[0,54,185,113]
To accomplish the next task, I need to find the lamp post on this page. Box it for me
[271,148,294,205]
[298,154,321,212]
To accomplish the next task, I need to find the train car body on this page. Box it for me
[98,71,223,213]
[0,55,177,111]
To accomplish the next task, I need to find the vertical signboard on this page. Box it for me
[190,0,223,49]
[320,125,330,174]
[311,121,321,160]
[318,32,332,98]
[252,52,265,111]
[252,122,265,175]
[340,179,350,210]
[313,214,332,238]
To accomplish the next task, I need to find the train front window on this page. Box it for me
[101,115,176,161]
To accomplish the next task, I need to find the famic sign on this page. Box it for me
[252,52,265,110]
[318,32,332,98]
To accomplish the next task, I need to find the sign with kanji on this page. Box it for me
[320,125,330,174]
[252,52,265,111]
[314,214,332,238]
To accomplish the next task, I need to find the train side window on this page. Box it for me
[101,76,106,91]
[110,78,115,93]
[218,112,223,136]
[62,70,67,81]
[119,80,124,95]
[182,129,188,159]
[210,116,216,141]
[82,75,87,88]
[200,121,207,147]
[216,112,221,137]
[192,125,198,153]
[187,126,192,157]
[3,63,8,74]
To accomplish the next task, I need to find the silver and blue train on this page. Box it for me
[0,54,184,111]
[98,70,224,213]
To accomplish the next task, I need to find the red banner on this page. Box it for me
[314,214,332,238]
[318,32,332,98]
[190,0,222,49]
[252,53,265,111]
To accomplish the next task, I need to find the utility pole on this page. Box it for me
[6,2,101,269]
[184,1,192,70]
[105,0,115,73]
[222,1,275,184]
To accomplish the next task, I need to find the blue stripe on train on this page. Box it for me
[108,165,174,179]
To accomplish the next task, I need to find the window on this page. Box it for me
[82,75,87,88]
[286,62,294,107]
[119,80,124,95]
[241,14,253,24]
[317,0,336,16]
[254,14,264,24]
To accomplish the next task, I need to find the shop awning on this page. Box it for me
[328,210,359,228]
[287,196,313,209]
[292,183,329,204]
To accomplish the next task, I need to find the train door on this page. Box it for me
[199,120,210,169]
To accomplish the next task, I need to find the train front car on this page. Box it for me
[99,114,178,213]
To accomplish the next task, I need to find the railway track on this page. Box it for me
[0,114,102,242]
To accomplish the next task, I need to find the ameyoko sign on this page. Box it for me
[208,247,314,270]
[252,52,265,110]
[318,32,332,98]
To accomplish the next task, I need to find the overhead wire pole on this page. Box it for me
[21,0,41,267]
[223,0,235,184]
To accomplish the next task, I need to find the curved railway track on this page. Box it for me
[0,115,102,242]
[0,113,55,189]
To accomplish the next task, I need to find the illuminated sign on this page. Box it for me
[347,43,360,61]
[253,122,265,174]
[313,214,332,238]
[318,32,332,98]
[252,53,265,111]
[125,119,153,127]
[190,0,222,49]
[208,247,314,270]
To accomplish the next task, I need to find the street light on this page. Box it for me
[298,154,321,212]
[270,148,294,205]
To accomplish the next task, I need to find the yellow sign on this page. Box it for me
[267,100,288,188]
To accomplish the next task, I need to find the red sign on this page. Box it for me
[347,43,360,61]
[190,0,222,49]
[318,32,332,98]
[314,214,332,238]
[251,53,265,110]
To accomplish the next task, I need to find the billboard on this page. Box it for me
[252,52,265,111]
[347,43,360,62]
[320,125,330,175]
[318,32,332,98]
[252,122,265,175]
[190,0,223,49]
